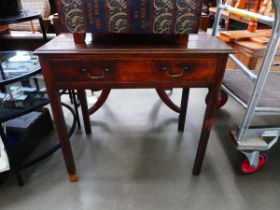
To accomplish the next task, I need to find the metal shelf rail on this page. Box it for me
[212,0,280,173]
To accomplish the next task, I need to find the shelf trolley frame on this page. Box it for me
[212,0,280,169]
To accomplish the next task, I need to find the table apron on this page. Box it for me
[45,57,223,89]
[52,82,216,89]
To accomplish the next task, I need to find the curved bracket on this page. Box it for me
[156,88,180,113]
[88,89,111,115]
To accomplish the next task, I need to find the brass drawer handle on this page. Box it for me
[161,66,189,78]
[82,68,110,79]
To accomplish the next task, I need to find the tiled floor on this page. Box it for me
[0,89,280,210]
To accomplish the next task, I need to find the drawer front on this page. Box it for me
[49,58,219,85]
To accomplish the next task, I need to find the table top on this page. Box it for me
[0,10,41,25]
[35,32,234,56]
[0,51,41,86]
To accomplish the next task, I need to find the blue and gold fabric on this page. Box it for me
[57,0,202,34]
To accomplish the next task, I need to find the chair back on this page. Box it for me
[56,0,203,34]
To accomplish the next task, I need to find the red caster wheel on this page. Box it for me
[205,90,228,109]
[216,90,228,109]
[238,153,267,175]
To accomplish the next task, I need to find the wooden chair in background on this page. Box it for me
[217,0,278,71]
[210,0,272,31]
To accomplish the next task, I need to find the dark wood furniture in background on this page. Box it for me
[225,38,280,71]
[200,13,210,32]
[0,10,53,51]
[0,10,47,40]
[35,32,233,181]
[209,0,272,31]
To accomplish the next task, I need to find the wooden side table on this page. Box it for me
[35,32,233,181]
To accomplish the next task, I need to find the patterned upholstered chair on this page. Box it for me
[56,0,203,43]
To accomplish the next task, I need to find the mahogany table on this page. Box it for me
[35,32,233,181]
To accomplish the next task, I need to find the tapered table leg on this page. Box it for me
[192,86,220,175]
[47,89,77,181]
[77,90,92,135]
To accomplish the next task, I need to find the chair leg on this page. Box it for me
[71,90,81,130]
[77,90,92,134]
[178,88,190,132]
[68,89,74,104]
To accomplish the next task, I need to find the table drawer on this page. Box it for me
[49,58,219,85]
